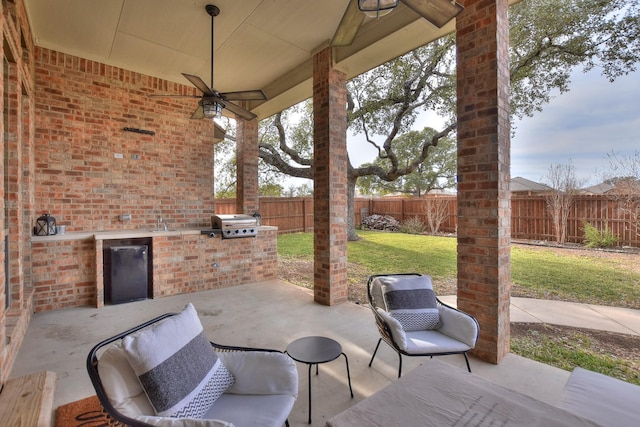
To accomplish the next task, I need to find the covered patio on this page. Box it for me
[11,279,570,425]
[1,0,514,408]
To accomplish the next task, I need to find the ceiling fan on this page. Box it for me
[151,4,266,121]
[333,0,464,47]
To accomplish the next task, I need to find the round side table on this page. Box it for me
[286,336,354,424]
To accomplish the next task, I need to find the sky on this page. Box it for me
[343,67,640,188]
[511,68,640,186]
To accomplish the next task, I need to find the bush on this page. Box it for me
[399,216,426,234]
[583,221,618,248]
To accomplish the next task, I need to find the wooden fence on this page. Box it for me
[214,194,640,247]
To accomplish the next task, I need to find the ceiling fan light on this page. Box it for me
[202,101,223,119]
[358,0,399,18]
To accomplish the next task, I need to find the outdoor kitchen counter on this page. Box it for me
[30,227,277,242]
[29,227,279,312]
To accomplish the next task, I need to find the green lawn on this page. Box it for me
[278,230,640,308]
[278,230,640,384]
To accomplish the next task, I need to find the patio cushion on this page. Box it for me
[204,394,295,427]
[217,351,298,396]
[381,275,441,331]
[557,367,640,427]
[404,330,473,354]
[376,308,408,349]
[98,342,155,418]
[135,415,233,427]
[122,303,234,418]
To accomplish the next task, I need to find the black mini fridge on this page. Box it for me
[106,245,148,304]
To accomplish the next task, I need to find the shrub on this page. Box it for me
[583,221,618,248]
[399,216,426,234]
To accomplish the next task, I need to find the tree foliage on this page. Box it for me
[510,0,639,119]
[253,0,640,239]
[357,128,456,196]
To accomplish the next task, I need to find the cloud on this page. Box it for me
[512,68,640,185]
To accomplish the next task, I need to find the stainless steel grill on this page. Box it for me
[210,214,258,238]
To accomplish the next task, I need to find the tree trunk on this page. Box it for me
[347,175,360,241]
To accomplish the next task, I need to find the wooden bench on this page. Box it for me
[0,371,56,427]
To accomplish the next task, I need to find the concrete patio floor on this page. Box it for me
[11,280,574,426]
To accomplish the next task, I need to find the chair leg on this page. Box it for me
[397,353,403,378]
[368,338,383,367]
[285,420,290,427]
[428,354,471,373]
[463,353,472,373]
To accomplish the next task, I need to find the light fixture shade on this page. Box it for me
[202,100,223,119]
[358,0,399,18]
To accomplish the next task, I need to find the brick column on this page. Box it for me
[235,117,259,214]
[456,0,511,364]
[312,47,348,305]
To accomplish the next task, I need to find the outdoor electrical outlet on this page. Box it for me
[132,154,140,160]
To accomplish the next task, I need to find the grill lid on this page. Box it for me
[210,214,258,238]
[212,214,258,228]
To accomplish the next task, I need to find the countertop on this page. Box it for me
[30,226,276,242]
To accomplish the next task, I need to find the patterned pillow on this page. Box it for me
[122,303,234,418]
[381,275,442,331]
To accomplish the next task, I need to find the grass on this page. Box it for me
[278,230,640,383]
[278,230,640,308]
[510,325,640,385]
[511,245,640,307]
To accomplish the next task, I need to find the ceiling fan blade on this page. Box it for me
[220,89,267,101]
[332,0,366,46]
[190,104,205,120]
[182,73,215,96]
[222,100,257,121]
[401,0,464,28]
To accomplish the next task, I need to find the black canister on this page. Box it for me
[35,214,57,236]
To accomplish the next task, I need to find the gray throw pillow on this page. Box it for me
[122,303,234,418]
[381,275,441,331]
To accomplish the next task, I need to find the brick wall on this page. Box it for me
[34,47,220,232]
[151,231,278,298]
[31,230,278,312]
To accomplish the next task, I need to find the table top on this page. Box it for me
[286,336,342,364]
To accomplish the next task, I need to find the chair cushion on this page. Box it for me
[98,342,155,418]
[122,303,234,418]
[135,415,234,427]
[376,308,408,350]
[404,330,473,354]
[380,275,441,331]
[557,367,640,427]
[217,351,298,397]
[204,394,296,427]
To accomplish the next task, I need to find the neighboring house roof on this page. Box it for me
[510,177,552,193]
[581,182,616,194]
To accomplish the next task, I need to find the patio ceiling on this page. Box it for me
[23,0,455,120]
